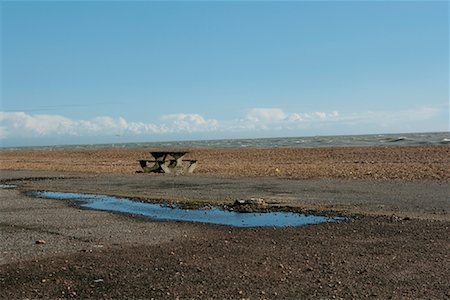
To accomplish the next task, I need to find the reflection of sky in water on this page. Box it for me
[34,191,345,228]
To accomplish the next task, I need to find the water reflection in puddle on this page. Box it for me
[33,191,345,228]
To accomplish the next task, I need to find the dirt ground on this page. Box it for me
[1,146,450,299]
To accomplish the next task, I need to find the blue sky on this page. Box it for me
[1,1,449,147]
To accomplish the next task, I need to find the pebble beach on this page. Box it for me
[1,145,449,181]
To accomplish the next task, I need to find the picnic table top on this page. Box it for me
[149,151,189,160]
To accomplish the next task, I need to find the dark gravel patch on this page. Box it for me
[1,217,449,299]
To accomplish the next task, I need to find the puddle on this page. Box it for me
[33,191,345,228]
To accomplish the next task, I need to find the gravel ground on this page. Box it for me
[1,144,450,299]
[1,182,449,299]
[5,170,449,221]
[1,145,449,181]
[0,187,189,266]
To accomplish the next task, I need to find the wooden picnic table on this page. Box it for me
[139,151,197,174]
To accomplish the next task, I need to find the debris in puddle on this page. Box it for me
[232,198,268,211]
[0,184,17,189]
[32,191,346,228]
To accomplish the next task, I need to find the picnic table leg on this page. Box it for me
[140,160,164,173]
[187,160,197,173]
[160,160,173,174]
[162,159,190,174]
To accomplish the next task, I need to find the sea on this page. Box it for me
[5,131,449,150]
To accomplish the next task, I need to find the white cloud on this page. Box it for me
[160,113,219,133]
[0,126,8,139]
[245,108,338,124]
[0,109,341,139]
[0,112,76,137]
[0,112,219,139]
[286,113,303,122]
[0,105,444,143]
[246,108,286,123]
[226,108,340,131]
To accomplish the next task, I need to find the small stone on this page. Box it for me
[233,198,267,211]
[35,240,46,245]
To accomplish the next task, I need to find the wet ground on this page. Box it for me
[6,170,450,220]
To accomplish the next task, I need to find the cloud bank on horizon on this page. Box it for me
[0,108,337,139]
[0,105,446,146]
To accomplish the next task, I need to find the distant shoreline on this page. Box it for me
[1,131,449,150]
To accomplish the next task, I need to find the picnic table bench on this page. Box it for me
[139,151,197,174]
